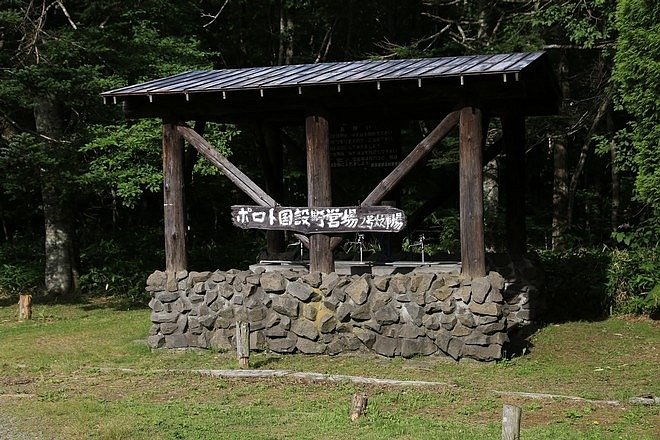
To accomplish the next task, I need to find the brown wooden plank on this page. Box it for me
[361,110,459,207]
[502,113,526,261]
[306,111,334,273]
[231,205,406,233]
[163,123,188,272]
[459,107,486,277]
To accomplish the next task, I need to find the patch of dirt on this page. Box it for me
[0,377,33,386]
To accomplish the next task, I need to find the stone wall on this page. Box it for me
[489,254,545,327]
[146,268,511,361]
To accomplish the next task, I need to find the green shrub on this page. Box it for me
[78,230,163,304]
[539,245,660,320]
[539,249,611,321]
[0,238,44,296]
[607,247,660,315]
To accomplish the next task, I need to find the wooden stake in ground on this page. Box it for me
[350,392,368,421]
[235,321,250,369]
[502,404,522,440]
[18,294,32,321]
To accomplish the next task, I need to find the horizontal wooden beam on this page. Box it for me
[361,110,460,207]
[177,125,310,249]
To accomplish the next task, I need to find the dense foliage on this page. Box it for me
[0,1,658,316]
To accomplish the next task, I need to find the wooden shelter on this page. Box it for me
[102,52,559,277]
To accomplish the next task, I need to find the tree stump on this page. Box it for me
[18,294,32,321]
[502,404,522,440]
[350,392,368,421]
[235,321,250,369]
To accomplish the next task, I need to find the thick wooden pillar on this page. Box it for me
[162,123,187,273]
[459,106,486,277]
[502,113,527,261]
[305,111,334,273]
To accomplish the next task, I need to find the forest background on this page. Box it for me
[0,0,658,319]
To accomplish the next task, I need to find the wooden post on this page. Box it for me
[350,392,368,421]
[236,321,250,369]
[162,123,187,273]
[305,111,334,273]
[502,404,522,440]
[459,106,486,277]
[502,113,527,261]
[18,294,32,321]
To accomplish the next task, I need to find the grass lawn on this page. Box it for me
[0,295,658,439]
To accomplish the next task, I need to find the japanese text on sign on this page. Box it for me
[231,206,406,234]
[330,123,399,168]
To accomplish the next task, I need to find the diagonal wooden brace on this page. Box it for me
[361,110,460,207]
[177,125,311,248]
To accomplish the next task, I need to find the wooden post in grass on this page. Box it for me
[350,392,368,421]
[236,321,250,369]
[18,294,32,321]
[502,404,522,440]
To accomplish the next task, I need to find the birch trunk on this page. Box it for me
[34,96,78,298]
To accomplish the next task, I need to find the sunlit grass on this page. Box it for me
[0,295,658,439]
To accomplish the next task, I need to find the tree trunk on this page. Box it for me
[552,52,570,250]
[607,112,620,231]
[35,96,78,298]
[0,196,8,241]
[567,88,611,227]
[552,135,568,250]
[278,3,294,65]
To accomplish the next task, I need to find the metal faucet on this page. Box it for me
[287,240,304,260]
[356,233,365,263]
[347,233,365,263]
[411,234,426,263]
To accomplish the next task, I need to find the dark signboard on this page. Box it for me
[231,205,406,233]
[330,123,399,168]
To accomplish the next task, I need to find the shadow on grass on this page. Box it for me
[505,323,543,358]
[251,355,284,369]
[78,295,150,312]
[0,292,149,312]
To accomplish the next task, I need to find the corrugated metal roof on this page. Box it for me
[102,52,546,98]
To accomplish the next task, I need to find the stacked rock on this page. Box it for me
[146,269,510,361]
